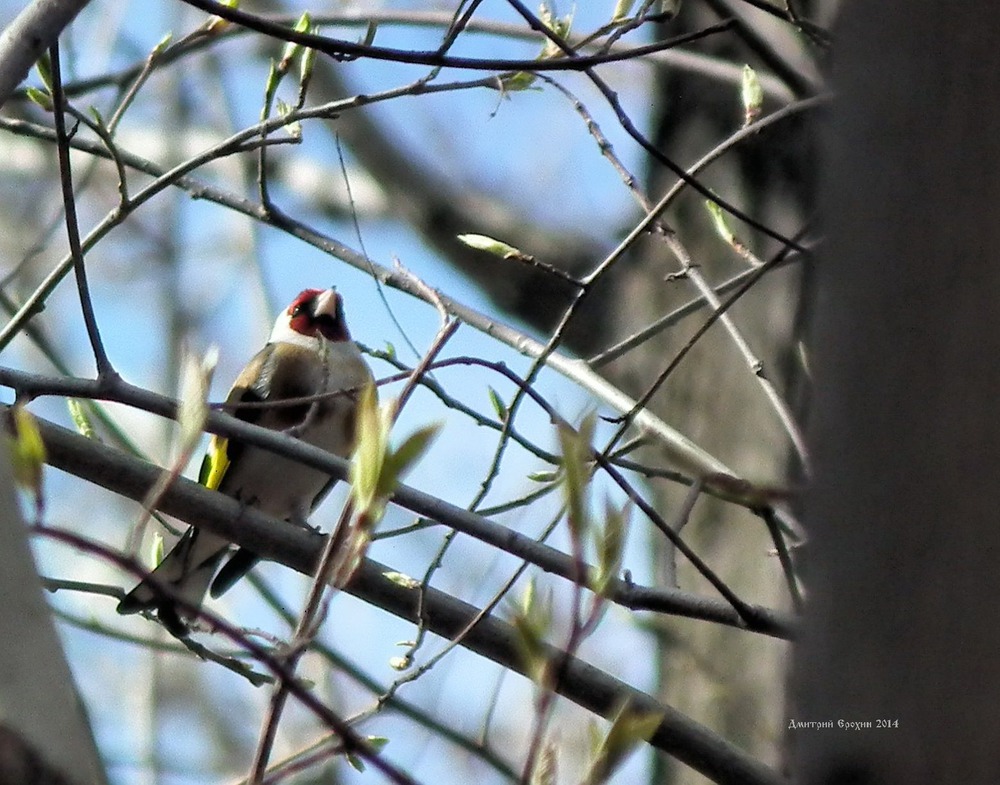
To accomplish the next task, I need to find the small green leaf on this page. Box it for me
[487,386,506,420]
[538,3,574,59]
[351,385,438,523]
[457,233,532,261]
[532,739,558,785]
[528,469,559,483]
[612,0,637,21]
[26,87,53,111]
[557,414,596,543]
[590,499,629,597]
[741,64,764,126]
[88,105,106,128]
[510,578,553,684]
[206,0,239,33]
[293,11,312,34]
[497,71,538,92]
[279,11,311,72]
[151,32,173,58]
[383,342,396,360]
[522,572,536,613]
[299,33,318,92]
[705,199,757,263]
[379,423,440,498]
[346,738,388,773]
[587,720,603,756]
[349,383,386,517]
[149,531,164,568]
[67,399,97,439]
[262,59,283,113]
[35,52,53,91]
[705,199,735,246]
[7,404,46,510]
[177,346,217,452]
[584,701,664,785]
[275,98,301,139]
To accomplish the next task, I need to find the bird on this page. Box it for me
[117,287,374,635]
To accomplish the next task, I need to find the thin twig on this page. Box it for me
[178,0,735,73]
[659,231,811,473]
[733,0,831,46]
[364,508,563,725]
[49,42,117,380]
[600,237,804,474]
[7,11,796,106]
[247,501,354,782]
[704,0,824,95]
[662,478,705,588]
[758,506,802,612]
[503,0,807,253]
[589,226,815,367]
[36,521,786,785]
[436,0,489,55]
[36,524,424,785]
[245,574,519,782]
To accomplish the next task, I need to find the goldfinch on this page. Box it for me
[117,288,373,635]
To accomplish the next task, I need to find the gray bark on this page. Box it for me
[795,3,1000,782]
[0,453,108,785]
[0,0,90,108]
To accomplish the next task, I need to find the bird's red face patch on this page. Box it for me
[286,288,349,341]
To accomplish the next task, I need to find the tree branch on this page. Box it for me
[0,0,90,109]
[179,0,733,72]
[19,406,785,785]
[0,370,794,638]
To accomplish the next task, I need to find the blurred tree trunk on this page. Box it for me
[795,3,1000,782]
[0,452,108,785]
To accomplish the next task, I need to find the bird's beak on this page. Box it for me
[311,288,340,320]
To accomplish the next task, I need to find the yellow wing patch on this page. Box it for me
[198,434,231,491]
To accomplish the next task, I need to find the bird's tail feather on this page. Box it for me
[117,528,228,635]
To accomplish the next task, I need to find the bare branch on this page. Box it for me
[0,372,795,639]
[178,0,735,72]
[0,0,90,109]
[49,42,117,380]
[20,408,787,785]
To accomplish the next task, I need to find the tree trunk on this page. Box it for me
[795,3,1000,782]
[0,452,108,785]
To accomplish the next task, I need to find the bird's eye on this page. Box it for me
[290,304,303,317]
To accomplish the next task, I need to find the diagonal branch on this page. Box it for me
[21,406,786,785]
[0,370,794,639]
[0,0,90,108]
